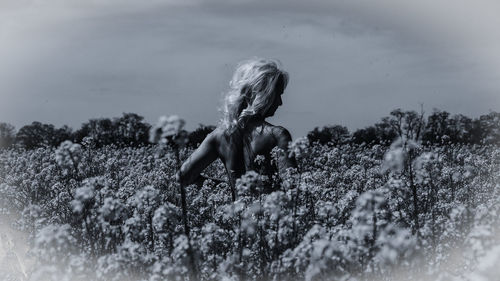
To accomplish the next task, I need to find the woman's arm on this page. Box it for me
[176,131,219,186]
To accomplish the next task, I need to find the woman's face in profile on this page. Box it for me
[265,78,285,117]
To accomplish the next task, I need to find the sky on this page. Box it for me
[1,0,499,138]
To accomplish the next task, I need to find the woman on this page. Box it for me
[176,58,296,200]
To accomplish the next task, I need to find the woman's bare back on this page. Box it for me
[178,120,295,199]
[214,120,293,181]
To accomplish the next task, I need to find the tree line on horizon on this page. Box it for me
[0,109,499,150]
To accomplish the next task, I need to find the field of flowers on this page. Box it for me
[1,137,500,281]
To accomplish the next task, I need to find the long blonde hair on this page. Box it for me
[221,58,289,133]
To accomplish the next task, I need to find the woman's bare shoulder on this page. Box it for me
[264,122,292,145]
[205,126,229,145]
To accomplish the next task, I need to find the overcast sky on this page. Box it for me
[1,0,499,138]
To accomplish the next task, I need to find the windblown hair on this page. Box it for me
[221,58,289,133]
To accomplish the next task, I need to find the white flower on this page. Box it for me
[381,137,420,173]
[99,197,125,222]
[288,137,309,159]
[160,115,185,137]
[70,184,95,213]
[382,147,405,173]
[149,115,186,144]
[55,140,82,175]
[81,136,95,148]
